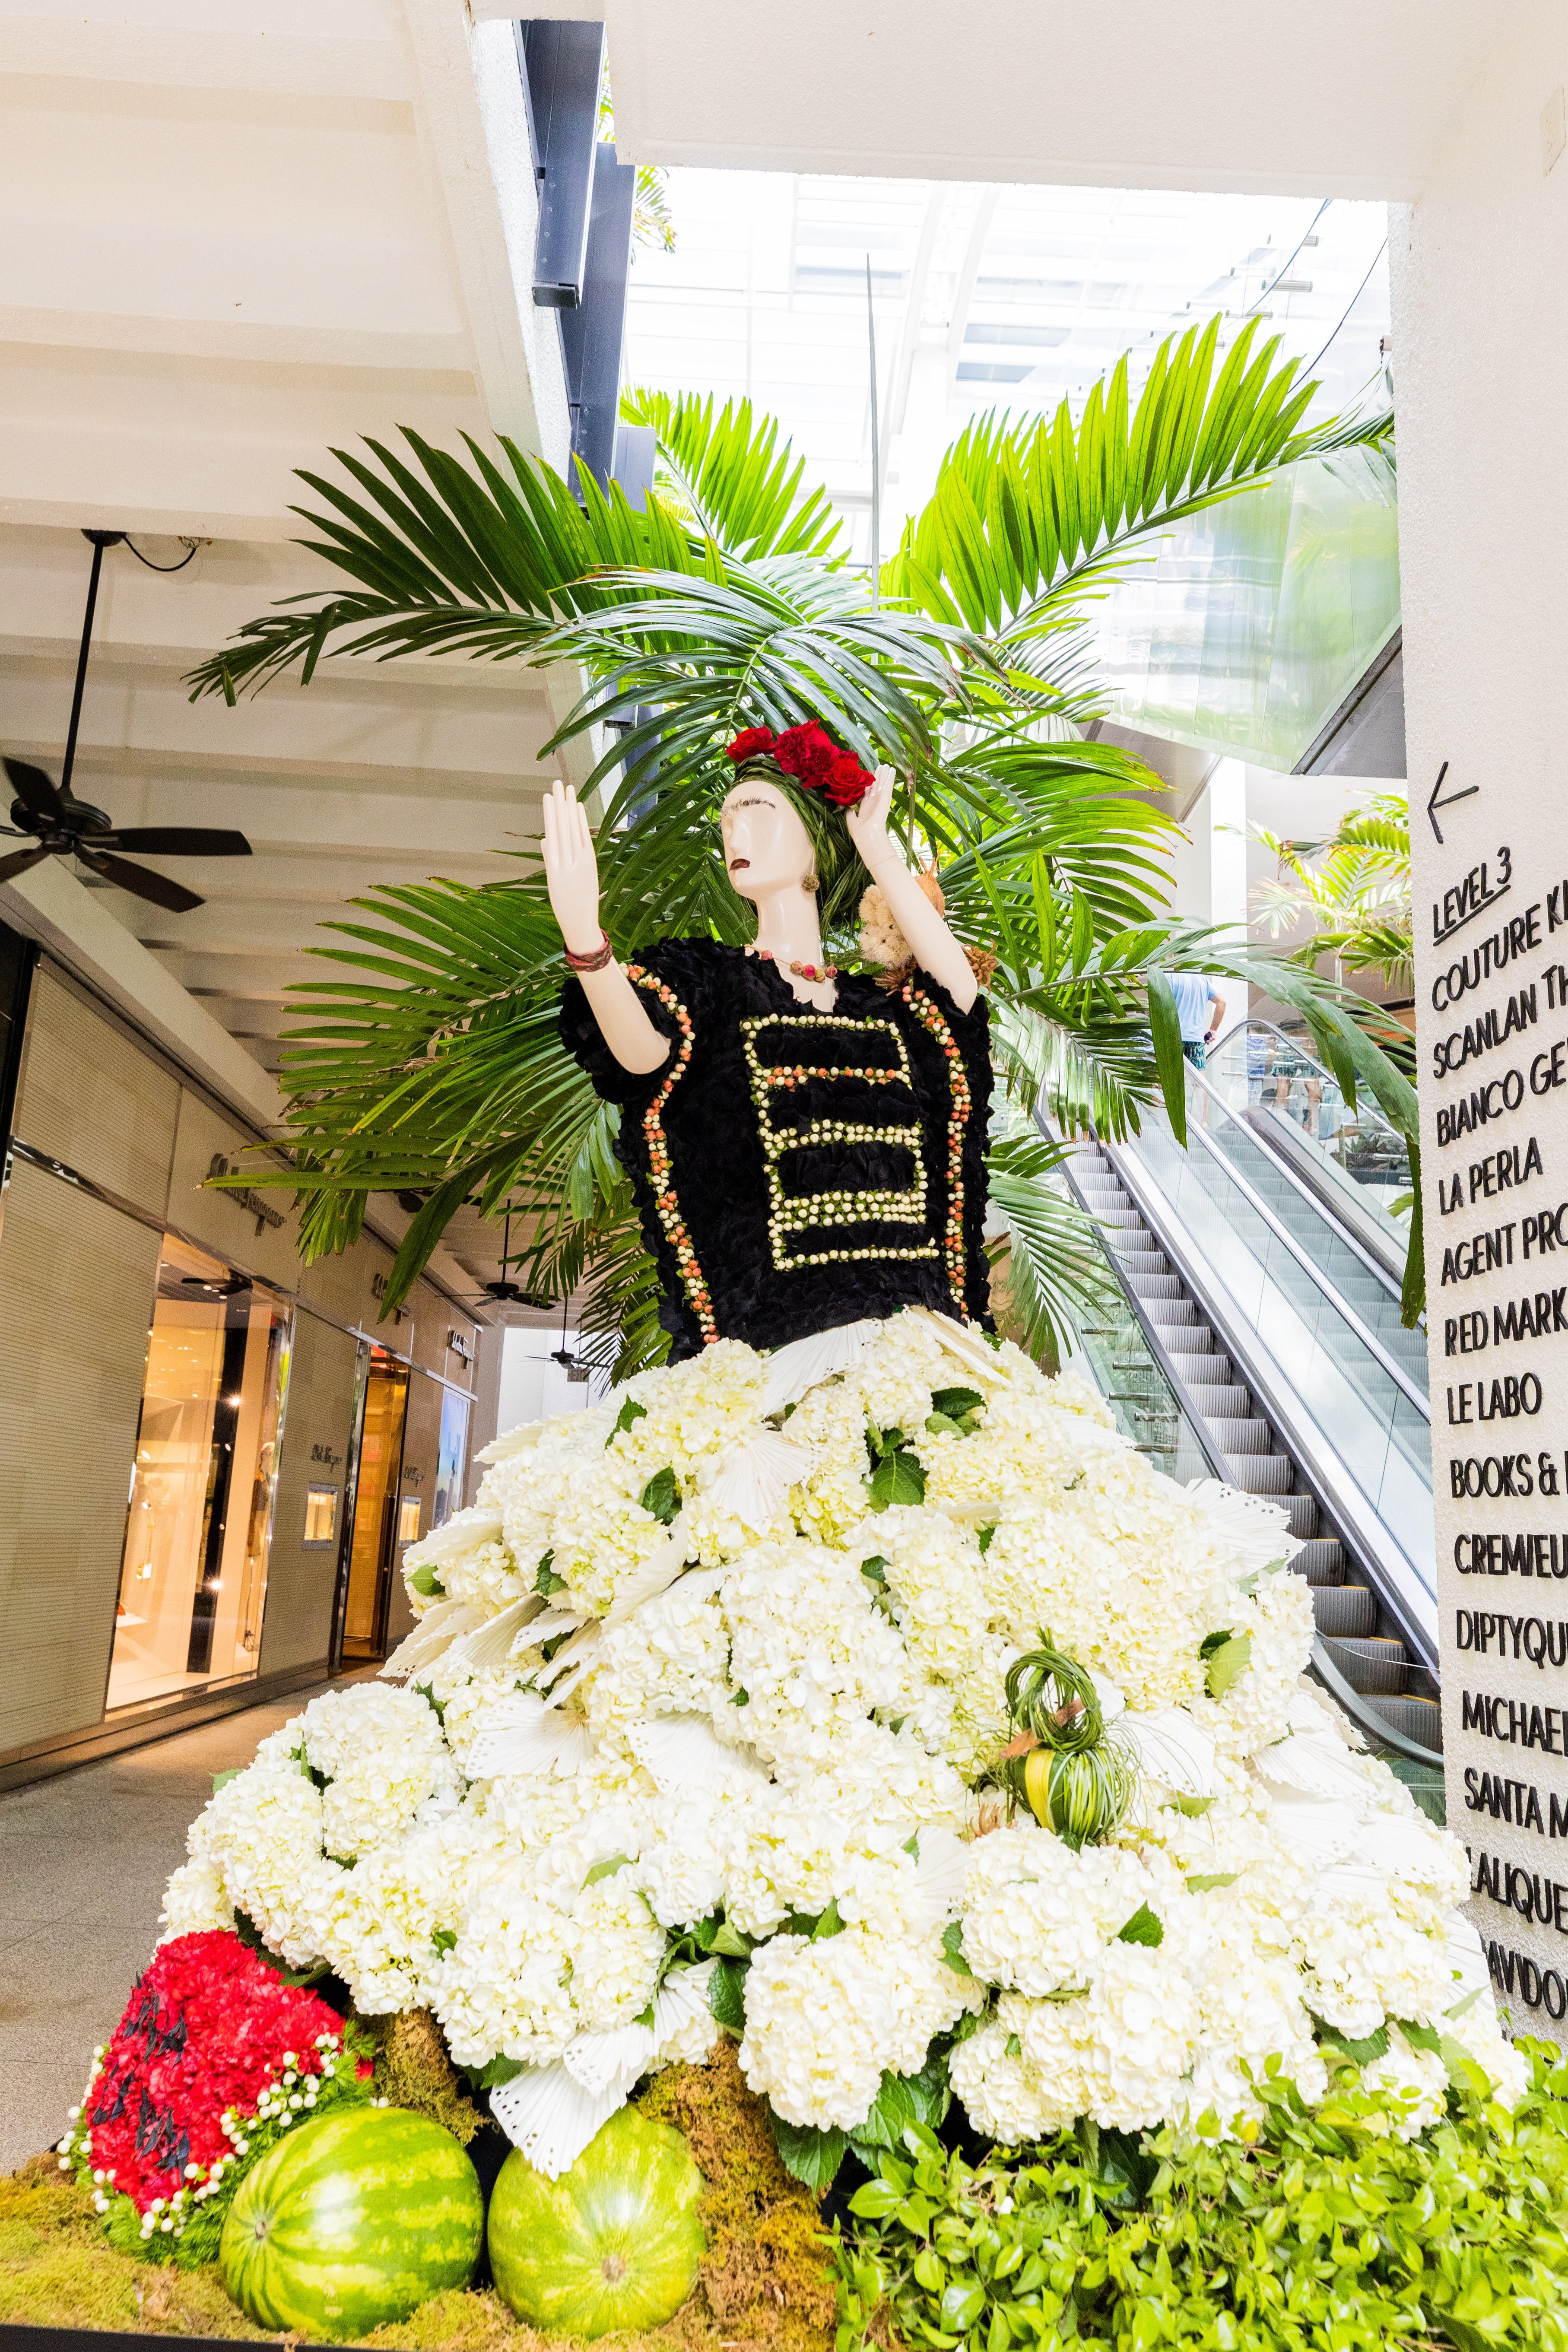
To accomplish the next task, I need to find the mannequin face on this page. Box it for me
[720,774,816,906]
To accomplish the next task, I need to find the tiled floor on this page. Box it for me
[0,1683,349,2173]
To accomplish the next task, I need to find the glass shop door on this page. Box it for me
[339,1347,410,1663]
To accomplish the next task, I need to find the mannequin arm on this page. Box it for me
[542,783,670,1076]
[846,769,979,1013]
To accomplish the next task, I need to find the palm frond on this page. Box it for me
[183,430,713,702]
[619,388,846,561]
[985,1126,1119,1363]
[882,314,1387,635]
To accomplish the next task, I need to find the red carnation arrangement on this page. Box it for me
[725,721,876,809]
[58,1929,374,2264]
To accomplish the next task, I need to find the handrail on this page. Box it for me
[1167,1089,1429,1416]
[1310,1634,1443,1769]
[1185,1060,1411,1310]
[1048,1118,1443,1760]
[1216,1014,1409,1135]
[1103,1127,1439,1673]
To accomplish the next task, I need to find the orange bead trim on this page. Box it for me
[902,982,972,1318]
[625,964,719,1345]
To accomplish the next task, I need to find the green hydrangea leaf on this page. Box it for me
[1203,1631,1253,1698]
[639,1466,681,1524]
[930,1386,985,1421]
[869,1447,927,1509]
[941,1920,975,1977]
[610,1397,647,1441]
[1116,1903,1165,1947]
[708,1955,749,2033]
[772,2114,847,2191]
[407,1562,444,1597]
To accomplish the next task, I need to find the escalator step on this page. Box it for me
[1285,1493,1319,1538]
[1311,1585,1377,1635]
[1292,1537,1345,1584]
[1360,1694,1444,1752]
[1324,1636,1409,1695]
[1204,1417,1271,1454]
[1128,1274,1184,1300]
[1224,1454,1293,1494]
[1149,1299,1202,1327]
[1186,1382,1251,1418]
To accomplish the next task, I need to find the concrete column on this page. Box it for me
[1393,0,1568,2028]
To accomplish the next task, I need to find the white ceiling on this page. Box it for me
[0,0,585,1309]
[499,0,1517,202]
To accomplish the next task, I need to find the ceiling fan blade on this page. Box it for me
[3,758,63,821]
[101,827,253,857]
[0,843,54,885]
[76,847,204,912]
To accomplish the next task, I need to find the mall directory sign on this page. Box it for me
[1419,778,1568,2038]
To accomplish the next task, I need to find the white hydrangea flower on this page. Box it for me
[1362,2028,1451,2139]
[1079,1940,1202,2131]
[738,1929,895,2130]
[159,1854,232,1939]
[961,1825,1157,1996]
[949,2002,1089,2141]
[298,1683,455,1863]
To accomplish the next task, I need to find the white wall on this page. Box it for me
[495,1325,600,1436]
[1393,0,1568,2027]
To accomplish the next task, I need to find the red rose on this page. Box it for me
[773,722,837,791]
[725,727,777,763]
[825,750,875,808]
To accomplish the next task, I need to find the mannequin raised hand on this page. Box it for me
[540,780,670,1075]
[847,766,978,1012]
[541,780,604,955]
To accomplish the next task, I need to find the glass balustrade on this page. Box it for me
[1124,1082,1434,1598]
[1205,1019,1414,1266]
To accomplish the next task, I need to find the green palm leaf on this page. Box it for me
[620,387,846,561]
[883,315,1391,637]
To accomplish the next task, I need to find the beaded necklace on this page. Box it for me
[745,944,838,984]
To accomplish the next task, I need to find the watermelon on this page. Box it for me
[488,2105,705,2338]
[219,2107,481,2338]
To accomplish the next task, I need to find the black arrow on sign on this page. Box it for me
[1426,760,1479,845]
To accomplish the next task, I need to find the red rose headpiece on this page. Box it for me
[724,722,875,811]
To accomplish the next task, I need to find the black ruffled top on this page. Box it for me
[560,939,993,1360]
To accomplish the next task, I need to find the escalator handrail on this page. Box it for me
[1048,1122,1443,1765]
[1216,1015,1411,1156]
[1186,1059,1413,1311]
[1102,1127,1440,1673]
[1157,1083,1430,1418]
[1310,1634,1444,1771]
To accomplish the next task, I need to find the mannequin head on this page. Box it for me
[720,772,819,909]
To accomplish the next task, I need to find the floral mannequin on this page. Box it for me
[540,762,978,1072]
[547,725,994,1360]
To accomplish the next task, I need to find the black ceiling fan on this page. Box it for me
[0,529,252,914]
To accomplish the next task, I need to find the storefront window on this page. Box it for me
[108,1236,291,1712]
[340,1348,409,1663]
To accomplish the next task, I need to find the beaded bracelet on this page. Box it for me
[562,931,615,973]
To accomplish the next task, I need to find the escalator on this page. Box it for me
[1050,1019,1441,1814]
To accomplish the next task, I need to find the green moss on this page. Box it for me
[375,2008,485,2147]
[0,2167,270,2337]
[3,2046,833,2352]
[638,2041,835,2351]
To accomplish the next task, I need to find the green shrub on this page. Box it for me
[834,2043,1568,2350]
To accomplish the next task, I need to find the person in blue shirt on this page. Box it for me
[1165,972,1227,1070]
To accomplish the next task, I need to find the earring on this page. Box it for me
[803,873,819,893]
